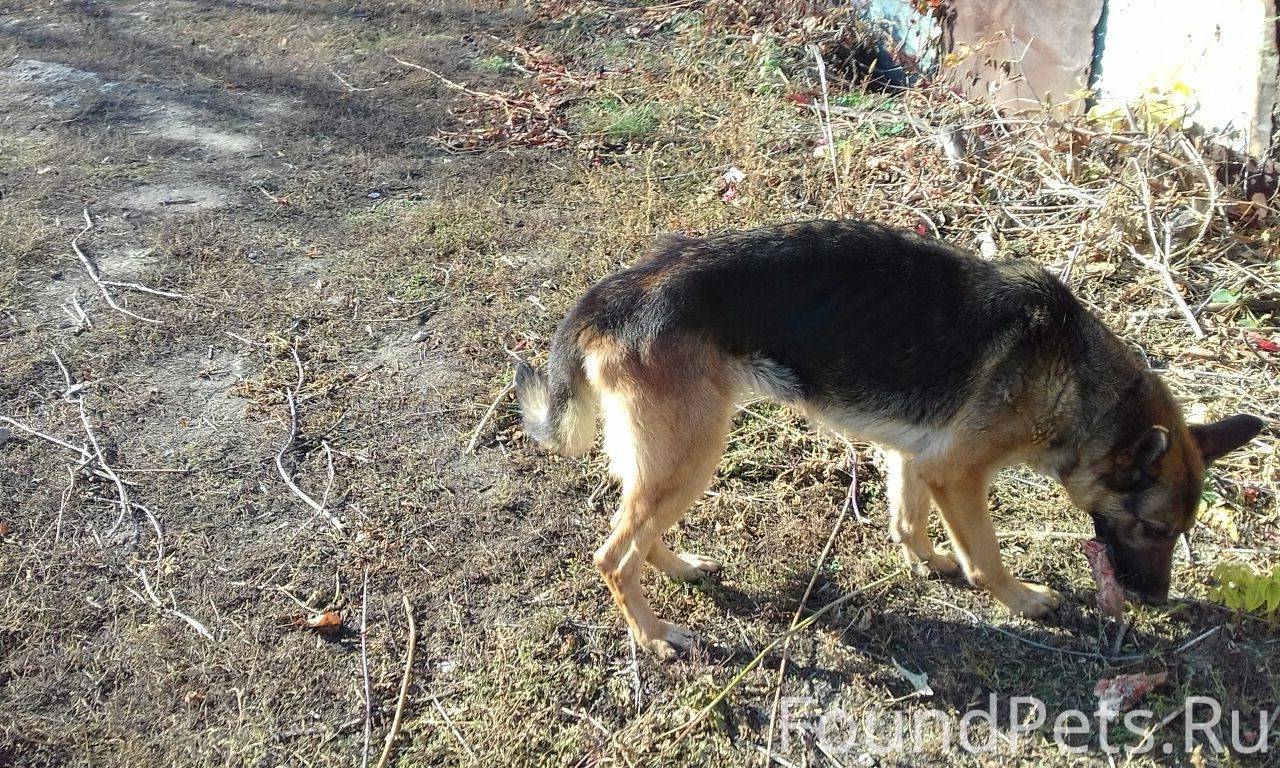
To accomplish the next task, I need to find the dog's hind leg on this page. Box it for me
[886,450,960,577]
[590,344,733,658]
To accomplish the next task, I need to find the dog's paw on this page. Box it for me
[660,552,723,583]
[924,549,961,577]
[641,623,698,660]
[678,552,722,577]
[998,580,1063,619]
[902,546,961,578]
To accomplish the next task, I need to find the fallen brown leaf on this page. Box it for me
[302,611,342,630]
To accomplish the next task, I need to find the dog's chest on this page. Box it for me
[804,403,954,458]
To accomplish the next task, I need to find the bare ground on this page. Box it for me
[1,2,1278,767]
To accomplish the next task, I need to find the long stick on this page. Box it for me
[78,398,163,561]
[0,416,91,459]
[1125,244,1204,338]
[1127,160,1204,338]
[809,44,843,213]
[432,698,477,761]
[763,450,858,761]
[375,597,418,768]
[465,382,514,454]
[275,344,344,530]
[922,596,1143,662]
[359,567,372,768]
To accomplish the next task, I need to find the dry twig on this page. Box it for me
[275,343,344,530]
[1127,159,1205,338]
[43,353,166,563]
[0,416,92,459]
[433,698,478,762]
[808,44,843,213]
[922,596,1142,662]
[375,596,418,768]
[465,381,515,453]
[762,453,857,762]
[136,568,212,640]
[71,208,180,325]
[664,569,904,742]
[360,566,372,768]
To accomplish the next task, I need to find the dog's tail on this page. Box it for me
[515,315,598,457]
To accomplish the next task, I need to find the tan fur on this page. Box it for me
[574,329,1089,654]
[584,336,736,658]
[886,450,960,578]
[899,380,1072,617]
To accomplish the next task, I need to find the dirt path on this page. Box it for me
[3,2,1278,767]
[0,2,597,765]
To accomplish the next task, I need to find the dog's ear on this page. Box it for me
[1190,415,1264,463]
[1113,426,1170,485]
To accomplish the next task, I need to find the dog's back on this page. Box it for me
[549,219,1112,438]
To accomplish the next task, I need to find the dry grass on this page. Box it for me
[1,1,1277,767]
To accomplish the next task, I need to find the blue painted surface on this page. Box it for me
[853,0,939,86]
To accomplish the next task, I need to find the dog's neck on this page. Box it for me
[1034,343,1148,487]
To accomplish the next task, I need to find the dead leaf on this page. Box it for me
[1246,332,1280,353]
[891,658,934,697]
[0,522,12,537]
[1200,501,1240,542]
[1083,260,1116,277]
[302,611,342,630]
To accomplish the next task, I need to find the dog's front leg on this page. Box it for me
[885,450,961,577]
[917,466,1062,618]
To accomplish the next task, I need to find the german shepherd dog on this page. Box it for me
[515,220,1263,659]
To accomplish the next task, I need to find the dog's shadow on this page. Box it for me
[681,569,1201,718]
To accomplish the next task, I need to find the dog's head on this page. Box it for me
[1067,377,1263,604]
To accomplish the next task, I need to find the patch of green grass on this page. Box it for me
[0,197,57,310]
[599,39,632,62]
[474,54,511,73]
[577,98,661,142]
[0,137,45,175]
[86,156,161,184]
[345,199,504,254]
[398,273,446,304]
[344,198,423,225]
[871,120,909,138]
[832,92,897,111]
[398,616,620,765]
[608,106,660,140]
[755,37,786,93]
